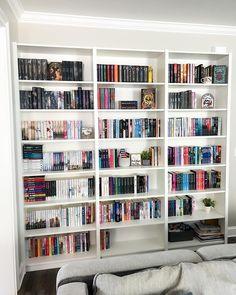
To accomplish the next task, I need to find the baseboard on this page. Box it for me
[18,261,25,291]
[228,226,236,238]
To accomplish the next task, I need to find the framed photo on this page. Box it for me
[81,127,94,139]
[201,93,214,109]
[130,153,141,166]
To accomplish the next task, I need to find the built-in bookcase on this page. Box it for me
[13,44,231,271]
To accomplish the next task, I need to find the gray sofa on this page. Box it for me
[56,244,236,295]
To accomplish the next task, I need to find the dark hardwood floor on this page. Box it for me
[18,268,59,295]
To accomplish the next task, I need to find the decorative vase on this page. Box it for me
[205,206,211,214]
[119,157,130,168]
[142,159,151,166]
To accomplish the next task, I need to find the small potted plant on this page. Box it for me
[141,150,151,166]
[202,198,215,213]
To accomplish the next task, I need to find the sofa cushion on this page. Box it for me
[197,244,236,261]
[93,266,182,295]
[93,260,236,295]
[57,282,88,295]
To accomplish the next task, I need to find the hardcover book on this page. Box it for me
[213,65,227,84]
[141,88,156,109]
[48,62,62,80]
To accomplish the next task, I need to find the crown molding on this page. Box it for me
[6,0,24,19]
[19,11,236,36]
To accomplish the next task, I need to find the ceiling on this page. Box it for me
[17,0,236,26]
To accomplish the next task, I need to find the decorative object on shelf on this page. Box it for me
[130,153,141,166]
[81,127,94,139]
[168,223,194,242]
[118,100,138,109]
[148,66,153,83]
[202,197,215,213]
[118,149,130,168]
[141,88,156,109]
[201,76,212,84]
[213,65,227,84]
[141,150,151,166]
[201,93,215,109]
[48,62,62,80]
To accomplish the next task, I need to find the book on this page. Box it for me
[48,62,62,80]
[141,88,156,109]
[213,65,227,84]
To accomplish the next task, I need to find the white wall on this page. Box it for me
[17,23,236,226]
[0,2,19,293]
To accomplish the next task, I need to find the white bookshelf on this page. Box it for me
[13,43,231,272]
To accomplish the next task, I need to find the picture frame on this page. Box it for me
[201,93,214,109]
[130,153,141,166]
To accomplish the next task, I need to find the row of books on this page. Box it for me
[168,117,222,137]
[168,90,196,109]
[100,199,161,223]
[27,232,90,258]
[192,221,224,242]
[168,169,221,192]
[20,87,94,110]
[18,58,83,81]
[23,150,94,172]
[99,175,149,196]
[168,195,193,217]
[97,87,115,109]
[21,120,94,140]
[97,64,153,83]
[168,145,222,166]
[25,204,95,230]
[100,230,111,250]
[24,176,95,202]
[98,118,161,138]
[168,64,226,84]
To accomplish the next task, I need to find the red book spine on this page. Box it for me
[107,65,110,82]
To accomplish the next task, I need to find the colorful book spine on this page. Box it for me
[97,64,152,83]
[168,145,221,166]
[168,117,222,137]
[27,232,90,258]
[98,118,161,138]
[168,169,221,192]
[100,199,161,223]
[168,195,193,217]
[25,204,95,230]
[100,230,111,250]
[99,175,149,196]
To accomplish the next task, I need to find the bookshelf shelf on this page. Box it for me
[168,209,224,224]
[168,83,228,87]
[20,109,95,113]
[101,238,164,257]
[13,44,231,271]
[19,80,93,86]
[97,82,165,87]
[26,245,97,271]
[24,224,97,238]
[168,188,226,197]
[99,190,164,202]
[21,139,95,144]
[24,197,96,208]
[168,109,227,113]
[98,109,165,112]
[22,169,96,177]
[99,166,164,173]
[168,136,226,140]
[168,163,226,170]
[98,137,164,141]
[100,218,164,230]
[168,238,224,250]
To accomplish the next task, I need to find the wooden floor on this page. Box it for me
[18,268,59,295]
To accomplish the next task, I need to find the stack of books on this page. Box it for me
[192,221,224,242]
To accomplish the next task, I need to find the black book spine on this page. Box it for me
[73,61,79,81]
[37,59,42,80]
[78,61,83,81]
